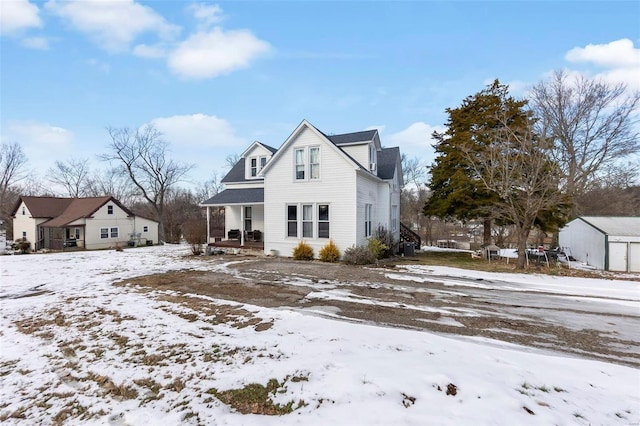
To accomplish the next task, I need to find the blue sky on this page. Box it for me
[1,0,639,190]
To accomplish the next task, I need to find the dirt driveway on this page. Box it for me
[125,255,640,368]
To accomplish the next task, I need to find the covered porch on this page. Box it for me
[201,188,265,249]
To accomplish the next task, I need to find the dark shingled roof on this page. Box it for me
[327,130,377,145]
[202,188,264,206]
[376,147,400,180]
[221,158,253,183]
[262,144,278,154]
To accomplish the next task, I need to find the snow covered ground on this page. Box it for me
[1,245,639,425]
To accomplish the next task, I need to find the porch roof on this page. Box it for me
[201,188,264,206]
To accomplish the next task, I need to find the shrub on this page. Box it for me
[373,225,395,258]
[292,241,314,260]
[319,239,341,262]
[367,238,389,260]
[342,245,377,265]
[183,219,206,255]
[14,239,31,254]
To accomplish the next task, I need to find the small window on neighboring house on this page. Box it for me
[365,204,372,237]
[318,204,330,238]
[287,205,298,237]
[110,227,119,238]
[74,228,80,239]
[309,147,320,179]
[100,228,109,239]
[250,158,258,177]
[295,149,305,180]
[302,204,313,238]
[107,205,114,215]
[22,207,26,215]
[143,226,149,233]
[22,231,27,239]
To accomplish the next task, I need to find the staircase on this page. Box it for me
[400,223,421,248]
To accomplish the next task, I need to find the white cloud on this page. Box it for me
[0,0,41,35]
[564,39,640,90]
[188,3,224,28]
[167,28,271,79]
[21,36,49,50]
[387,122,445,165]
[45,0,180,52]
[150,114,244,148]
[566,38,640,68]
[133,43,166,59]
[2,121,74,175]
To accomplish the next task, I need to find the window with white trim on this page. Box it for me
[287,205,298,237]
[22,231,27,238]
[107,205,114,215]
[22,206,26,215]
[100,228,109,239]
[295,149,305,180]
[365,204,372,237]
[260,156,267,169]
[110,227,119,238]
[74,228,80,239]
[244,206,252,231]
[302,204,313,238]
[143,225,149,233]
[318,204,330,238]
[309,147,320,180]
[250,158,258,177]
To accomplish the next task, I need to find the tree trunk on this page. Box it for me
[483,218,492,246]
[515,225,533,270]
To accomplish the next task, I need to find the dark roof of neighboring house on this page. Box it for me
[377,147,401,180]
[12,196,135,227]
[201,188,264,206]
[326,129,377,145]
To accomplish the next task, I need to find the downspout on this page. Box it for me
[206,206,210,245]
[604,234,609,271]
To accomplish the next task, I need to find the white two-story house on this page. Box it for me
[201,119,403,257]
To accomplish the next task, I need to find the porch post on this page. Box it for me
[206,206,211,245]
[240,205,245,246]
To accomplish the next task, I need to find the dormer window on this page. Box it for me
[369,144,377,171]
[249,155,268,178]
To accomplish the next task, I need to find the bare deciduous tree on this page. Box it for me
[531,70,640,213]
[87,167,138,205]
[100,125,194,242]
[462,115,571,269]
[225,154,240,170]
[0,141,28,220]
[48,157,92,197]
[400,154,432,243]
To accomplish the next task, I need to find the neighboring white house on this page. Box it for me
[201,119,404,257]
[11,196,159,251]
[558,216,640,272]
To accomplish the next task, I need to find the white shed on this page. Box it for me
[558,216,640,272]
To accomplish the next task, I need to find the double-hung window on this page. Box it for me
[392,205,398,232]
[295,149,305,180]
[287,205,298,237]
[110,227,119,238]
[260,156,267,170]
[250,158,258,177]
[302,205,313,238]
[107,205,114,215]
[244,206,252,231]
[309,147,320,180]
[318,205,330,238]
[365,204,373,237]
[100,228,109,239]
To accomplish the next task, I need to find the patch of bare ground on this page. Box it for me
[119,256,640,367]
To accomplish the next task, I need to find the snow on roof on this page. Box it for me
[579,216,640,237]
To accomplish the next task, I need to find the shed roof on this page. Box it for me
[201,188,264,206]
[376,147,401,181]
[578,216,640,237]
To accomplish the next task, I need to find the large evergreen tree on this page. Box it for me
[424,80,527,244]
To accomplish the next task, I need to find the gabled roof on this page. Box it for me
[577,216,640,237]
[12,196,135,228]
[260,119,368,176]
[240,141,278,158]
[326,129,378,146]
[201,188,264,206]
[377,147,402,182]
